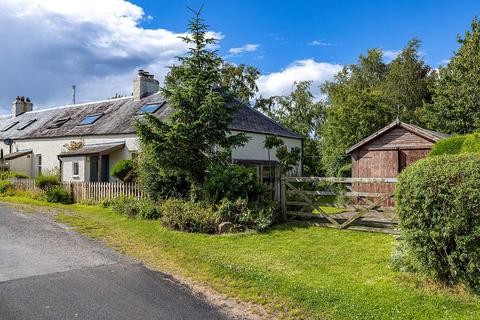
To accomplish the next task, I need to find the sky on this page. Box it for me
[0,0,478,113]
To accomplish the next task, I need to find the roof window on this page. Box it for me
[79,113,103,125]
[2,121,19,132]
[47,117,70,129]
[136,102,165,115]
[17,119,37,130]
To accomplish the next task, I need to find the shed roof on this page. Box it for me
[346,119,449,154]
[4,149,32,160]
[0,93,302,141]
[59,142,126,157]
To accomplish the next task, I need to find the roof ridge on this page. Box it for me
[26,96,133,114]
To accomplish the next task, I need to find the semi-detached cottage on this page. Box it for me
[0,71,303,190]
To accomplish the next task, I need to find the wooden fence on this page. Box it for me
[10,178,144,203]
[281,177,397,232]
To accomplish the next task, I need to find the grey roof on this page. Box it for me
[0,93,302,141]
[346,118,450,154]
[59,142,125,157]
[4,149,32,160]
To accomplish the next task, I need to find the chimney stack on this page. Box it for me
[12,96,33,117]
[133,70,159,100]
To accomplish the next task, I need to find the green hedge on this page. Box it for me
[395,153,480,292]
[429,132,480,156]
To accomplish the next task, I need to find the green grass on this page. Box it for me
[2,195,480,319]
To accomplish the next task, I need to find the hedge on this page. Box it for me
[395,153,480,292]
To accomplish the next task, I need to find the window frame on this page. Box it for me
[78,113,104,126]
[135,101,165,115]
[72,161,79,177]
[2,121,19,132]
[17,119,37,130]
[47,117,71,129]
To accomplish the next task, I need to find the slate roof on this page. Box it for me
[0,93,302,141]
[59,142,125,157]
[346,118,450,154]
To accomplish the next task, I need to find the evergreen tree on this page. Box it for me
[424,18,480,134]
[135,8,248,190]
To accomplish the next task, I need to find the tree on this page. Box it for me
[320,41,435,175]
[256,81,325,175]
[381,39,436,124]
[320,49,392,175]
[264,135,301,174]
[220,63,259,102]
[423,18,480,134]
[135,8,248,189]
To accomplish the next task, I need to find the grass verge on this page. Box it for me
[2,195,480,319]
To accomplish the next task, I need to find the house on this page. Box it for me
[346,119,449,205]
[0,71,303,187]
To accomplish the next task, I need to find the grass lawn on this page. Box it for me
[3,195,480,319]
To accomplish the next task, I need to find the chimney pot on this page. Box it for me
[12,96,33,117]
[133,70,159,100]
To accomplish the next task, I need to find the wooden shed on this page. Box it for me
[346,119,449,206]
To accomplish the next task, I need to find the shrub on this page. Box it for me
[111,196,140,218]
[337,163,352,177]
[396,153,480,292]
[35,175,59,189]
[216,198,281,231]
[159,199,219,233]
[111,159,136,183]
[0,171,30,179]
[0,180,12,193]
[45,185,71,204]
[137,198,162,220]
[204,165,266,203]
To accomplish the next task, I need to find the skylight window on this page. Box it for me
[17,119,37,130]
[2,121,19,132]
[79,113,103,125]
[136,102,165,115]
[47,117,70,129]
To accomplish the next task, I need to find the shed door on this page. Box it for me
[399,149,430,173]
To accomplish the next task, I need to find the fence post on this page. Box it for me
[280,176,286,219]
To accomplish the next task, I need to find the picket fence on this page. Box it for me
[10,178,144,203]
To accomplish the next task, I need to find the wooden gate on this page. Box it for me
[281,177,397,230]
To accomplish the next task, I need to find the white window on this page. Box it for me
[72,162,79,176]
[36,154,42,175]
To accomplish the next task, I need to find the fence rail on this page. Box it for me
[9,178,144,203]
[281,176,397,231]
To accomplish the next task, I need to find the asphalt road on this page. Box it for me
[0,204,230,320]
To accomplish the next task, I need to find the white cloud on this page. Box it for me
[383,49,401,62]
[0,0,221,112]
[308,40,336,46]
[228,44,259,55]
[257,59,343,98]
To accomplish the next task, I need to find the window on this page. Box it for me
[47,117,70,129]
[72,162,79,176]
[136,102,165,115]
[79,113,103,125]
[36,154,42,175]
[2,121,19,132]
[130,151,138,160]
[17,119,37,130]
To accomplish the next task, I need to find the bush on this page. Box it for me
[396,153,480,292]
[35,175,59,189]
[159,199,219,233]
[0,180,12,193]
[111,159,136,182]
[137,198,162,220]
[204,165,266,203]
[45,185,71,204]
[429,133,480,157]
[111,196,140,218]
[337,163,352,177]
[216,198,282,231]
[0,171,30,179]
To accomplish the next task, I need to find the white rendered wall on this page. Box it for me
[0,131,302,180]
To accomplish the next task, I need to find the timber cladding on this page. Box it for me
[347,120,449,206]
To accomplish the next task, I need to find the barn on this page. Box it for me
[346,119,449,205]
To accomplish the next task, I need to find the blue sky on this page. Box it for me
[133,0,479,71]
[0,0,478,112]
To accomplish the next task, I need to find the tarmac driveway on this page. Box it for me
[0,204,229,320]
